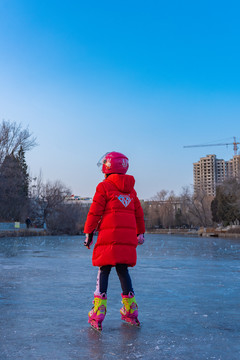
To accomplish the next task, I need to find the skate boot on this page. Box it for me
[120,292,140,327]
[88,293,107,332]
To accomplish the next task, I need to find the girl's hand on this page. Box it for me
[84,233,94,249]
[137,234,145,245]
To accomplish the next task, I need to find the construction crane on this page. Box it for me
[183,137,240,156]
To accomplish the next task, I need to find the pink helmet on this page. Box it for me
[97,152,129,174]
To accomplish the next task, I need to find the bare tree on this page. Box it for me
[180,186,213,227]
[144,186,214,229]
[29,175,90,233]
[31,179,71,225]
[142,201,162,230]
[0,120,37,164]
[153,190,178,228]
[178,186,194,226]
[47,202,89,234]
[155,190,168,202]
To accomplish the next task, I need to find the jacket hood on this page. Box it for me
[106,174,135,193]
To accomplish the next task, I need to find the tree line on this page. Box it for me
[142,178,240,230]
[0,120,89,234]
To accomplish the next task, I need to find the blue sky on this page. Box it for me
[0,0,240,199]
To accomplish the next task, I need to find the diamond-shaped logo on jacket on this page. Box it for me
[117,195,132,207]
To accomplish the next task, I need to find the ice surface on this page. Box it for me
[0,234,240,359]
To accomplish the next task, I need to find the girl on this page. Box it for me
[84,152,145,331]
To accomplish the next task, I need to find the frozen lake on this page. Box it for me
[0,234,239,360]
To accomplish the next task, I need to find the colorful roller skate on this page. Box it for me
[88,293,107,332]
[120,292,140,327]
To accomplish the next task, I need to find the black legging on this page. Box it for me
[96,264,134,295]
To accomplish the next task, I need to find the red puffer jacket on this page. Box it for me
[84,174,145,267]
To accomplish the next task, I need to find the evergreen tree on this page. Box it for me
[175,208,183,227]
[0,154,28,220]
[16,146,29,197]
[211,179,240,225]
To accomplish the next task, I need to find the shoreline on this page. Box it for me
[147,228,240,239]
[0,229,49,238]
[0,228,239,239]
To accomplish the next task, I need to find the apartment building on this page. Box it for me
[193,154,240,197]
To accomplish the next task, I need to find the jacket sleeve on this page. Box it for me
[84,182,107,234]
[134,193,145,235]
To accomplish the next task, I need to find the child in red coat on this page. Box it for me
[84,151,145,331]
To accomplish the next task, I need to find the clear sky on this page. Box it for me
[0,0,240,199]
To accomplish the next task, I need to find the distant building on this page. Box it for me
[65,195,92,206]
[193,154,240,196]
[142,199,182,212]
